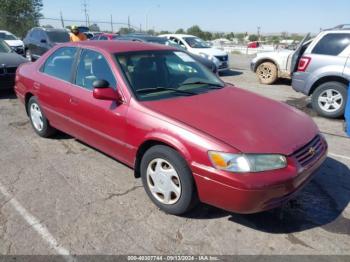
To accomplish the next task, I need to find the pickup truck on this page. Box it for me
[250,35,311,84]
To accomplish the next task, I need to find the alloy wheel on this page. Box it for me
[318,89,343,113]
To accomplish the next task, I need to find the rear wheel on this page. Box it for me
[256,62,278,84]
[27,96,56,137]
[311,81,347,118]
[140,145,198,215]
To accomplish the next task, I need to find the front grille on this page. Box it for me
[293,135,326,168]
[0,67,16,75]
[215,55,228,62]
[6,67,17,74]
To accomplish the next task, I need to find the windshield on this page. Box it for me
[183,37,210,48]
[0,32,17,40]
[47,31,70,43]
[0,40,12,53]
[115,50,224,101]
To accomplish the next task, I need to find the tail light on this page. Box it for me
[297,56,311,72]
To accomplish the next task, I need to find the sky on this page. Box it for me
[41,0,350,34]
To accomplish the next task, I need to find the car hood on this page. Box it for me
[4,39,24,47]
[0,53,27,67]
[141,87,318,155]
[190,47,227,57]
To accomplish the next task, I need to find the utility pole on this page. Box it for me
[128,16,131,30]
[110,14,114,32]
[257,26,261,40]
[82,0,89,26]
[60,10,65,28]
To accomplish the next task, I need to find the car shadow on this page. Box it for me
[220,69,243,77]
[0,89,17,100]
[187,157,350,234]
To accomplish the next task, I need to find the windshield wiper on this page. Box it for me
[180,81,224,89]
[136,87,197,95]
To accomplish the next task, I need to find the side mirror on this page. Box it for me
[40,39,47,43]
[92,80,121,102]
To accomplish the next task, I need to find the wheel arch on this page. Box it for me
[254,58,280,73]
[309,75,349,95]
[24,92,35,116]
[134,137,191,179]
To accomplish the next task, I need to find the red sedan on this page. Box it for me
[15,41,327,215]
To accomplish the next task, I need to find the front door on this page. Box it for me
[68,48,130,163]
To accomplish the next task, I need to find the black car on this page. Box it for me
[0,40,27,90]
[114,34,218,74]
[23,27,70,61]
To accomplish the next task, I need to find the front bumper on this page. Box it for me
[191,138,328,214]
[250,61,256,72]
[0,75,15,90]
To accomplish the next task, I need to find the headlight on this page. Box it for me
[208,151,287,173]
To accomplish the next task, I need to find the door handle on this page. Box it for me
[69,97,79,105]
[33,82,40,90]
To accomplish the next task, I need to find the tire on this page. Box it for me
[140,145,198,215]
[311,81,348,118]
[25,49,33,62]
[27,96,56,137]
[256,62,278,84]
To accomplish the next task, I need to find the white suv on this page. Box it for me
[160,34,229,73]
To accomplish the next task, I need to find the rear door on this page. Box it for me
[289,33,311,73]
[38,46,78,133]
[68,48,130,163]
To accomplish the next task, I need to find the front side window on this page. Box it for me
[183,37,210,49]
[75,49,116,90]
[42,47,77,82]
[115,50,224,101]
[312,33,350,56]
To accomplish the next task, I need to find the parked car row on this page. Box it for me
[14,40,328,215]
[0,40,27,90]
[251,25,350,119]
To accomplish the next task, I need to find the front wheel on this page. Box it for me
[140,145,198,215]
[311,82,347,118]
[256,62,278,85]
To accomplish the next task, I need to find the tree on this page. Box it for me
[0,0,43,37]
[235,33,245,43]
[118,27,135,35]
[159,30,171,35]
[248,34,259,42]
[175,28,185,34]
[89,24,100,32]
[147,29,155,36]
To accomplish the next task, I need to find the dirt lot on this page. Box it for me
[0,54,349,257]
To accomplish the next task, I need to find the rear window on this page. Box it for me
[46,31,70,43]
[312,33,350,56]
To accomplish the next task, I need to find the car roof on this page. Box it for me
[31,27,68,32]
[62,40,176,53]
[160,34,196,38]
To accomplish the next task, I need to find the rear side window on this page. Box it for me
[47,31,70,43]
[312,33,350,56]
[41,47,77,82]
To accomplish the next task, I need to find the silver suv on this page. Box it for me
[292,25,350,118]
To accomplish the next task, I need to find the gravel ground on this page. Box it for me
[0,54,349,258]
